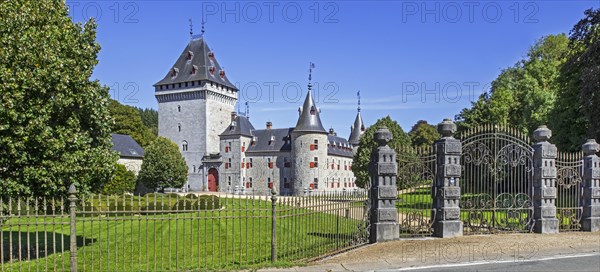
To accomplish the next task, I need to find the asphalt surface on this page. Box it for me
[384,253,600,272]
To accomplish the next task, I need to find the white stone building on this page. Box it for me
[111,134,144,175]
[154,34,365,195]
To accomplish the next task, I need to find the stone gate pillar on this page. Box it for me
[532,125,559,233]
[432,119,463,238]
[369,127,399,243]
[582,139,600,232]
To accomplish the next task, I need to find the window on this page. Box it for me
[178,105,181,112]
[284,157,291,168]
[246,177,253,188]
[268,158,273,168]
[268,178,273,189]
[284,178,290,189]
[178,123,181,132]
[241,158,245,168]
[242,142,246,152]
[248,158,253,168]
[182,141,188,151]
[193,165,196,173]
[310,157,318,168]
[228,176,231,186]
[313,178,318,189]
[310,106,316,115]
[313,139,319,150]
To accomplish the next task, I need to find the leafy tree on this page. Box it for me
[0,1,116,197]
[408,120,440,148]
[456,34,569,135]
[352,116,411,188]
[100,164,136,195]
[109,99,156,148]
[137,137,188,192]
[551,8,600,151]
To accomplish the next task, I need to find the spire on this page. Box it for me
[245,101,250,120]
[357,90,361,113]
[189,19,193,39]
[293,63,326,134]
[348,109,365,146]
[201,20,205,36]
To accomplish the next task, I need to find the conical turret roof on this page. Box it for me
[348,111,365,145]
[294,90,327,134]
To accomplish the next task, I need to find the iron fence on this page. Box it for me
[1,189,368,271]
[556,151,584,231]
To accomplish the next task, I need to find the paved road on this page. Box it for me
[383,253,600,272]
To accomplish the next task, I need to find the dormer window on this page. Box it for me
[310,106,316,115]
[209,66,216,76]
[219,70,226,79]
[208,51,215,61]
[191,65,198,75]
[170,67,179,78]
[186,51,194,61]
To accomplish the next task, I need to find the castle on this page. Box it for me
[154,34,365,195]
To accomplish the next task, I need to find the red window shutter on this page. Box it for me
[331,183,334,188]
[225,164,229,169]
[337,183,340,188]
[345,166,347,170]
[246,163,250,168]
[246,183,250,189]
[268,162,274,168]
[331,164,334,169]
[309,183,315,189]
[309,162,314,168]
[268,183,273,189]
[242,146,245,152]
[310,144,315,151]
[337,165,340,170]
[241,163,245,168]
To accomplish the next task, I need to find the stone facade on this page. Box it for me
[117,158,143,175]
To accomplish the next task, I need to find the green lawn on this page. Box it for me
[1,196,366,271]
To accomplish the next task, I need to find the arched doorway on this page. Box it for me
[207,168,219,192]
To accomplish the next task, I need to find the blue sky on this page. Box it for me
[67,0,599,137]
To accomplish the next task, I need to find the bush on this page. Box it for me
[100,164,136,195]
[197,195,221,210]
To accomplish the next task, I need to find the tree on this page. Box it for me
[456,34,569,135]
[137,107,158,136]
[100,164,136,195]
[408,120,440,148]
[137,137,188,191]
[109,99,156,148]
[551,8,600,151]
[352,116,411,188]
[0,1,116,197]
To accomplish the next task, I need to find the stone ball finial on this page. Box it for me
[583,139,599,155]
[533,125,552,142]
[374,126,392,146]
[437,118,456,137]
[68,183,77,194]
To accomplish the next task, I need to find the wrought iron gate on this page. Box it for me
[556,151,584,231]
[396,146,436,237]
[458,125,535,234]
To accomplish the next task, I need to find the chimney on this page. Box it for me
[266,122,273,130]
[231,112,237,122]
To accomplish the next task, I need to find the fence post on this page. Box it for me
[432,119,463,238]
[271,189,277,262]
[368,126,399,243]
[582,139,600,231]
[532,125,559,233]
[68,184,78,272]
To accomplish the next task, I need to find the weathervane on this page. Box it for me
[245,101,250,120]
[357,90,361,112]
[189,19,193,39]
[201,20,206,36]
[308,62,315,90]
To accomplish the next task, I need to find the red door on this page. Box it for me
[208,168,219,192]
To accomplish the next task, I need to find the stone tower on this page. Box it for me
[291,77,328,195]
[154,35,238,191]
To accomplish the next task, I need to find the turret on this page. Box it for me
[348,91,365,155]
[291,63,328,195]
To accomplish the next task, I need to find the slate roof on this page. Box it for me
[111,134,144,158]
[294,90,327,134]
[220,114,255,137]
[348,111,365,146]
[154,37,237,90]
[246,128,293,153]
[327,135,354,158]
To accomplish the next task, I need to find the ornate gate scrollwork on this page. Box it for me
[459,125,535,234]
